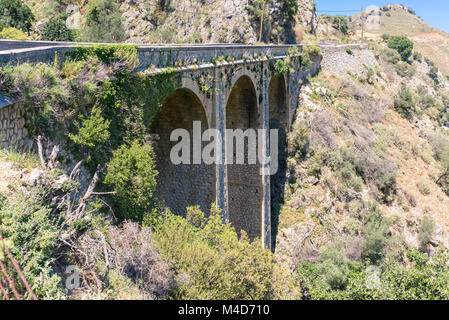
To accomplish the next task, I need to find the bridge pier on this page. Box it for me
[213,68,229,223]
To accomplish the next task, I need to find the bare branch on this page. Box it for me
[47,145,60,170]
[37,136,46,170]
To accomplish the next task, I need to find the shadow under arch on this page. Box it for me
[151,88,215,216]
[268,74,288,250]
[225,75,263,240]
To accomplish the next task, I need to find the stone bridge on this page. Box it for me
[0,40,363,248]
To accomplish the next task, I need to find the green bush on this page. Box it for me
[429,66,440,85]
[317,242,351,290]
[418,216,436,250]
[0,0,34,33]
[413,51,422,62]
[360,203,392,264]
[0,190,67,299]
[153,205,290,299]
[41,16,75,41]
[394,61,416,78]
[388,36,414,62]
[299,249,449,300]
[83,0,126,43]
[0,26,28,39]
[331,16,349,35]
[104,141,159,222]
[380,47,401,65]
[394,85,415,120]
[329,147,363,193]
[288,120,310,159]
[273,59,289,77]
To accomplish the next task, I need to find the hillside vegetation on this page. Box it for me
[0,0,318,44]
[275,34,449,299]
[349,4,449,75]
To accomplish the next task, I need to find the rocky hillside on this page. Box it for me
[274,39,449,298]
[349,4,449,75]
[23,0,317,44]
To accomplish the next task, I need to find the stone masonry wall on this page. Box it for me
[0,103,32,151]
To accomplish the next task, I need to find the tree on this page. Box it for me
[388,36,414,62]
[104,141,158,222]
[0,0,34,33]
[40,15,75,41]
[332,16,349,35]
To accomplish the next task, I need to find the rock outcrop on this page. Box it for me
[120,0,318,44]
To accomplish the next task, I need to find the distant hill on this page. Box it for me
[350,4,449,75]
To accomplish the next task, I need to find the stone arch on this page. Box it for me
[225,75,263,240]
[269,74,288,128]
[268,74,289,249]
[227,67,260,101]
[151,88,215,216]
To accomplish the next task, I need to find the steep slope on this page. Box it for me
[24,0,318,44]
[349,4,449,74]
[275,41,449,298]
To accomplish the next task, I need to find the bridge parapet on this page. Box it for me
[0,40,304,68]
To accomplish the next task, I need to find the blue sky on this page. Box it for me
[314,0,449,33]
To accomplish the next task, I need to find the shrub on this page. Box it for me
[83,0,126,43]
[104,141,158,222]
[413,51,422,62]
[388,36,414,62]
[394,61,416,78]
[331,16,349,35]
[417,181,431,196]
[273,59,289,77]
[356,149,397,202]
[301,53,312,68]
[0,0,34,33]
[299,248,449,300]
[301,46,321,69]
[418,216,436,250]
[305,45,322,56]
[380,47,401,65]
[360,203,392,264]
[394,85,415,120]
[68,106,111,164]
[429,66,440,85]
[329,147,363,193]
[153,206,290,299]
[289,120,310,159]
[381,33,390,41]
[310,111,337,149]
[317,242,351,290]
[0,26,28,39]
[41,16,75,41]
[345,47,352,55]
[0,190,67,299]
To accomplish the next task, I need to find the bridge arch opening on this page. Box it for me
[268,74,289,249]
[225,75,263,240]
[151,88,215,216]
